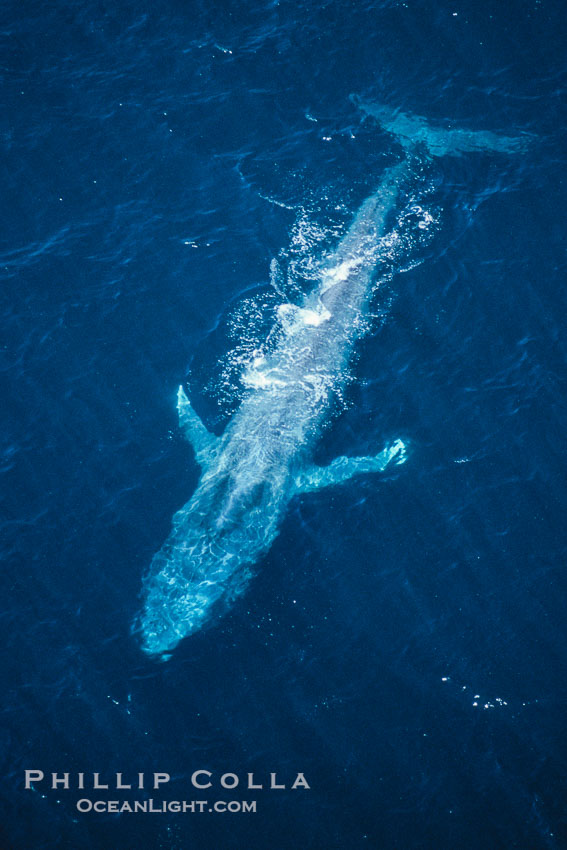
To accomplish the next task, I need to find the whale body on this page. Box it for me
[135,102,527,657]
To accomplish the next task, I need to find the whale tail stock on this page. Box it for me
[351,95,532,158]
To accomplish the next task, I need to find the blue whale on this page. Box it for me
[135,102,527,657]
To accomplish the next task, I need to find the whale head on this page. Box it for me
[135,535,255,657]
[135,473,283,657]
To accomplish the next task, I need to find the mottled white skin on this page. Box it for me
[137,164,409,656]
[136,105,526,657]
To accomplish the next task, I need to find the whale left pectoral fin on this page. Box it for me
[295,439,407,494]
[177,385,218,467]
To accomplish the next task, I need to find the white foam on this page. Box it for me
[277,303,331,331]
[321,258,360,290]
[242,360,288,390]
[300,307,331,326]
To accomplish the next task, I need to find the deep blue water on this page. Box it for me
[2,1,567,847]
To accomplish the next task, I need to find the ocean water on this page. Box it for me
[1,1,567,848]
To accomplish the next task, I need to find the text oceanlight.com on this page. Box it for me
[24,770,310,813]
[76,799,257,814]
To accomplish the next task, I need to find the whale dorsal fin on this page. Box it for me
[177,385,218,468]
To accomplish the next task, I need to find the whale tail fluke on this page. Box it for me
[351,95,532,158]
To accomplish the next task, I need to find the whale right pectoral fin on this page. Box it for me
[177,385,218,467]
[294,439,407,494]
